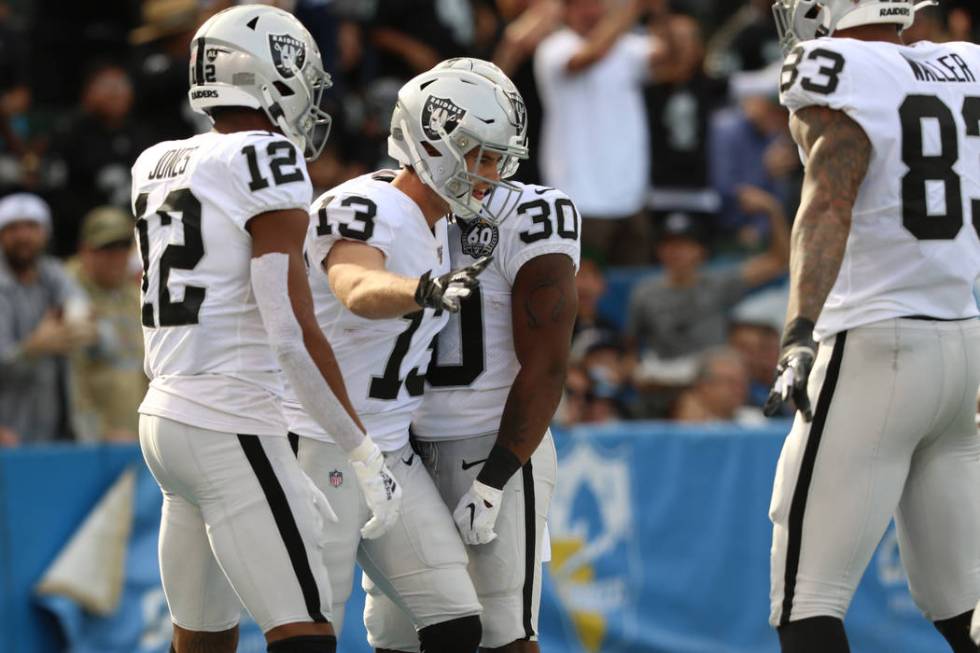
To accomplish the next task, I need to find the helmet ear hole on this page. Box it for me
[421,141,442,157]
[273,81,295,97]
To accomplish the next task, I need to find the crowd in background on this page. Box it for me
[1,0,978,445]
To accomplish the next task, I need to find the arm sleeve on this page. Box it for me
[223,134,314,231]
[250,253,366,453]
[308,191,396,269]
[498,188,582,287]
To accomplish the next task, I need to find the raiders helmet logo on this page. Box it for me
[268,33,306,79]
[505,89,527,136]
[422,96,466,141]
[460,218,499,258]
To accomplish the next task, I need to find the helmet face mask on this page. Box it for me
[388,68,529,224]
[188,5,333,159]
[772,0,937,52]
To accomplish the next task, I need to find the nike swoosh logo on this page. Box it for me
[533,186,556,195]
[402,453,415,466]
[461,457,488,470]
[466,502,476,530]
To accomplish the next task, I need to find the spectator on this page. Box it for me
[709,62,797,249]
[65,206,146,442]
[557,364,591,426]
[728,319,779,410]
[370,0,472,82]
[627,202,788,368]
[704,0,780,78]
[493,0,563,184]
[534,0,668,265]
[0,193,94,445]
[646,13,728,219]
[129,0,204,142]
[47,63,155,257]
[573,258,619,341]
[672,346,761,422]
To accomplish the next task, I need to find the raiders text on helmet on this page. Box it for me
[773,0,938,52]
[187,5,332,159]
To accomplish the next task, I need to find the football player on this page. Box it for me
[281,65,528,653]
[366,58,580,653]
[131,7,401,653]
[764,1,980,651]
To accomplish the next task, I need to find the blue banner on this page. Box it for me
[1,424,953,653]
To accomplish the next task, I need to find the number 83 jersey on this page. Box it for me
[281,171,450,451]
[131,130,313,436]
[780,38,980,341]
[413,183,581,440]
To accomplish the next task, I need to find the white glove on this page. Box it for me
[349,437,402,540]
[453,479,503,545]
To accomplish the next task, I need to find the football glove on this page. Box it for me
[349,437,402,540]
[415,256,492,313]
[453,479,503,546]
[764,317,817,421]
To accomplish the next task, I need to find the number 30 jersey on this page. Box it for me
[780,38,980,340]
[413,183,581,441]
[131,130,313,435]
[281,171,450,452]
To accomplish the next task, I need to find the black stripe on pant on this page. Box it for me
[521,460,536,639]
[778,332,848,626]
[238,434,328,624]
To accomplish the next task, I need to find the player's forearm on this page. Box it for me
[566,0,642,73]
[329,264,420,319]
[765,199,791,266]
[495,359,566,464]
[786,191,851,324]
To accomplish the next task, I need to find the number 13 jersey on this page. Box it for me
[131,130,313,436]
[780,38,980,341]
[281,171,450,452]
[413,183,581,441]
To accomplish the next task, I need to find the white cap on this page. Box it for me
[0,193,51,232]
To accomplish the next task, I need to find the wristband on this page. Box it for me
[781,317,815,349]
[476,444,523,490]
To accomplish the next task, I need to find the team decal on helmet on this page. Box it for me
[460,218,499,258]
[421,96,467,141]
[268,33,306,78]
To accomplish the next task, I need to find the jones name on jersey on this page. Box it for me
[281,171,451,451]
[780,38,980,340]
[413,183,582,440]
[131,130,312,436]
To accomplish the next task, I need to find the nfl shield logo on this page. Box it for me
[421,96,466,141]
[268,33,306,78]
[328,470,343,488]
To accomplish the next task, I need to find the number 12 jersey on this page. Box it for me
[780,38,980,340]
[131,130,313,436]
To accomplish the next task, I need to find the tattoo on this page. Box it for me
[523,274,567,328]
[787,106,871,324]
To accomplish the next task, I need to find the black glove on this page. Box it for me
[764,317,817,421]
[414,256,492,312]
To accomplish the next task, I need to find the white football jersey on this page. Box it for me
[281,171,450,451]
[131,130,313,435]
[413,183,581,440]
[780,38,980,340]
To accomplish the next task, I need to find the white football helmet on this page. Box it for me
[388,68,528,222]
[188,5,332,159]
[773,0,937,52]
[432,57,528,179]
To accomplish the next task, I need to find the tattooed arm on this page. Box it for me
[785,105,871,324]
[484,254,577,476]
